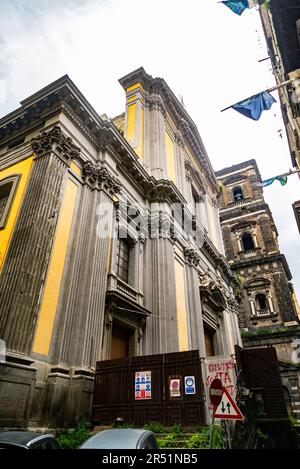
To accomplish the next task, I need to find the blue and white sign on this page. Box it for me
[184,376,196,395]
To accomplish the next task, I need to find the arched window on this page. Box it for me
[242,232,255,251]
[233,186,244,202]
[255,293,268,314]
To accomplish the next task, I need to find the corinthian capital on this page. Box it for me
[31,125,80,164]
[184,247,201,268]
[82,161,121,197]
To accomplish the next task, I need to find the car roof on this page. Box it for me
[80,429,153,449]
[0,432,53,447]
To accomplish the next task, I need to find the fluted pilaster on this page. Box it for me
[0,126,80,354]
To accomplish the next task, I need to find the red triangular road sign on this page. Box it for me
[214,387,244,420]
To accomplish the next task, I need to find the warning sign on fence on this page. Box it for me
[135,371,151,400]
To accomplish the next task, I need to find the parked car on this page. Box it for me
[0,431,60,449]
[80,429,159,449]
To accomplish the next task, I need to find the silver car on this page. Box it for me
[0,431,60,449]
[80,429,159,449]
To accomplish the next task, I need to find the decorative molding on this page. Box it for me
[185,159,207,194]
[184,248,201,267]
[175,130,185,148]
[82,161,121,197]
[31,125,80,165]
[144,94,166,117]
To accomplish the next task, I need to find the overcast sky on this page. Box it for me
[1,0,300,297]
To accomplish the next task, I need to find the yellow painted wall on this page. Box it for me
[174,259,189,351]
[127,103,137,145]
[126,82,144,93]
[165,131,176,183]
[0,156,34,271]
[70,161,81,177]
[33,178,78,356]
[126,103,144,160]
[136,107,144,159]
[127,95,137,103]
[292,292,300,321]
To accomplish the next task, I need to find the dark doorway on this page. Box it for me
[204,326,215,357]
[111,324,130,359]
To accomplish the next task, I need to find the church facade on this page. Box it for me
[0,68,241,428]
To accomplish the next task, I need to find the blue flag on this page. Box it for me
[232,91,276,120]
[222,0,249,16]
[257,175,288,187]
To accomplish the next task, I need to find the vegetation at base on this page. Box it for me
[56,420,91,449]
[186,426,226,449]
[155,424,226,449]
[143,421,166,433]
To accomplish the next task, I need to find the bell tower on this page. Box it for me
[216,159,298,331]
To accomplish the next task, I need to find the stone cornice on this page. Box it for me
[230,253,292,281]
[219,202,272,222]
[31,125,80,165]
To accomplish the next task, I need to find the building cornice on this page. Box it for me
[230,253,293,281]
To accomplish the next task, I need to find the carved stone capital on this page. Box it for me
[31,125,80,164]
[184,248,201,267]
[82,161,121,197]
[175,131,184,148]
[144,94,167,117]
[198,270,214,289]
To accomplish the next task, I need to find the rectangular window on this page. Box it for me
[0,175,20,230]
[116,238,130,283]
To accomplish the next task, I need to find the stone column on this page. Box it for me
[143,204,178,355]
[145,95,167,180]
[267,293,275,313]
[56,161,121,368]
[0,126,80,355]
[250,297,256,316]
[183,248,206,357]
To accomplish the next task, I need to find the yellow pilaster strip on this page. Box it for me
[33,178,78,355]
[174,259,189,351]
[165,132,176,183]
[126,82,144,93]
[135,106,144,159]
[126,103,137,145]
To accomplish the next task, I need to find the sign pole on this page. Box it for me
[209,410,215,449]
[225,420,232,450]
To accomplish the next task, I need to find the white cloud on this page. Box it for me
[0,0,299,294]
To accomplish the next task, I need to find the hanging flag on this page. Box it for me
[256,175,288,188]
[219,182,226,193]
[221,0,250,16]
[232,91,276,120]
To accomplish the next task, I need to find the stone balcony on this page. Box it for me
[106,273,144,306]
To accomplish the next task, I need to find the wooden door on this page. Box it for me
[204,327,215,357]
[111,324,130,359]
